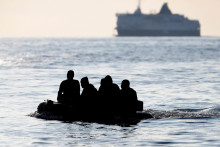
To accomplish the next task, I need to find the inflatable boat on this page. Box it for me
[35,100,153,125]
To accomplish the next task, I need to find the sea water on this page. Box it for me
[0,37,220,146]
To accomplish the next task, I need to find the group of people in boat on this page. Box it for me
[57,70,139,115]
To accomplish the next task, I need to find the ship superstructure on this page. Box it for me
[116,3,200,36]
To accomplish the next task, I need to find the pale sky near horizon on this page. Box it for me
[0,0,220,37]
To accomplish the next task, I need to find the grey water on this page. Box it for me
[0,37,220,146]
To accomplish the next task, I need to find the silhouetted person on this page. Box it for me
[105,75,120,99]
[120,79,138,115]
[80,77,98,112]
[97,78,107,115]
[57,70,80,105]
[101,75,120,115]
[98,78,106,98]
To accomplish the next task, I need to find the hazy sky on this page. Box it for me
[0,0,220,37]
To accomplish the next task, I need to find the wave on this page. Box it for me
[28,111,64,120]
[144,106,220,119]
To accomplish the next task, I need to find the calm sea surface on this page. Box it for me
[0,37,220,146]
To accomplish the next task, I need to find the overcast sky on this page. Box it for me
[0,0,219,37]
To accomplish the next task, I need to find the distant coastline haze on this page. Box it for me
[0,0,219,37]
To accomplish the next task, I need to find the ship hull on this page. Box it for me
[117,29,200,36]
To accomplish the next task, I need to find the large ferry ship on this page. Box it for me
[116,3,200,36]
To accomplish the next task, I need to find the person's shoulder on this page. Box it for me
[73,79,80,83]
[89,83,94,88]
[129,87,136,93]
[89,84,97,91]
[113,83,120,88]
[61,79,68,84]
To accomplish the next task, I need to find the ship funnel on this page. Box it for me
[159,3,172,15]
[134,0,142,15]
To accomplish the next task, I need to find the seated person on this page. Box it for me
[105,75,120,92]
[120,79,138,115]
[80,77,98,111]
[101,75,120,114]
[57,70,80,105]
[98,78,106,97]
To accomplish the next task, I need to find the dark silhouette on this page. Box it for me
[97,78,107,115]
[80,77,98,112]
[57,70,80,105]
[99,75,120,115]
[98,78,106,96]
[37,73,154,124]
[98,78,110,101]
[120,79,138,115]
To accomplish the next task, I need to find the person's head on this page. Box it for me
[105,75,113,85]
[100,78,105,86]
[81,77,89,88]
[67,70,74,80]
[121,79,130,89]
